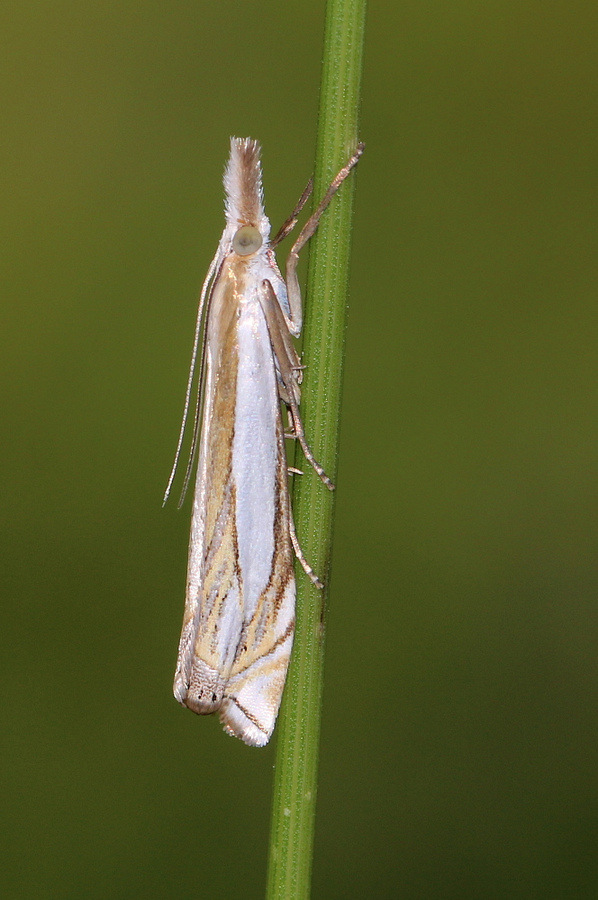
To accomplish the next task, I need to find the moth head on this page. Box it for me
[232,224,263,257]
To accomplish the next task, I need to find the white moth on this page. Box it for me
[166,137,363,746]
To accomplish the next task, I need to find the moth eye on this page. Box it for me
[233,225,263,256]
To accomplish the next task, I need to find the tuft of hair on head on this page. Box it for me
[224,137,265,227]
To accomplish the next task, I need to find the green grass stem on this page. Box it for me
[266,0,366,897]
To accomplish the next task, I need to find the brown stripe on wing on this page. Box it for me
[189,272,244,677]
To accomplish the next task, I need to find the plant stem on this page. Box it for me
[266,0,366,897]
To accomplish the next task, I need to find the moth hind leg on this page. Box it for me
[288,500,324,590]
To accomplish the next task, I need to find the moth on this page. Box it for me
[166,137,363,746]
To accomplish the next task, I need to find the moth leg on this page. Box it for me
[270,177,313,249]
[259,279,302,396]
[284,143,365,331]
[260,280,334,490]
[288,498,324,590]
[285,401,334,491]
[284,403,298,439]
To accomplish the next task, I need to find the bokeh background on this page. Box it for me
[3,2,597,897]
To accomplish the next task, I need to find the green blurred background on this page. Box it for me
[3,2,597,897]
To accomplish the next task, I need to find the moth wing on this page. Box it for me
[218,293,296,746]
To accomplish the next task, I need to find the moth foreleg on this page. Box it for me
[283,143,365,332]
[270,177,314,249]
